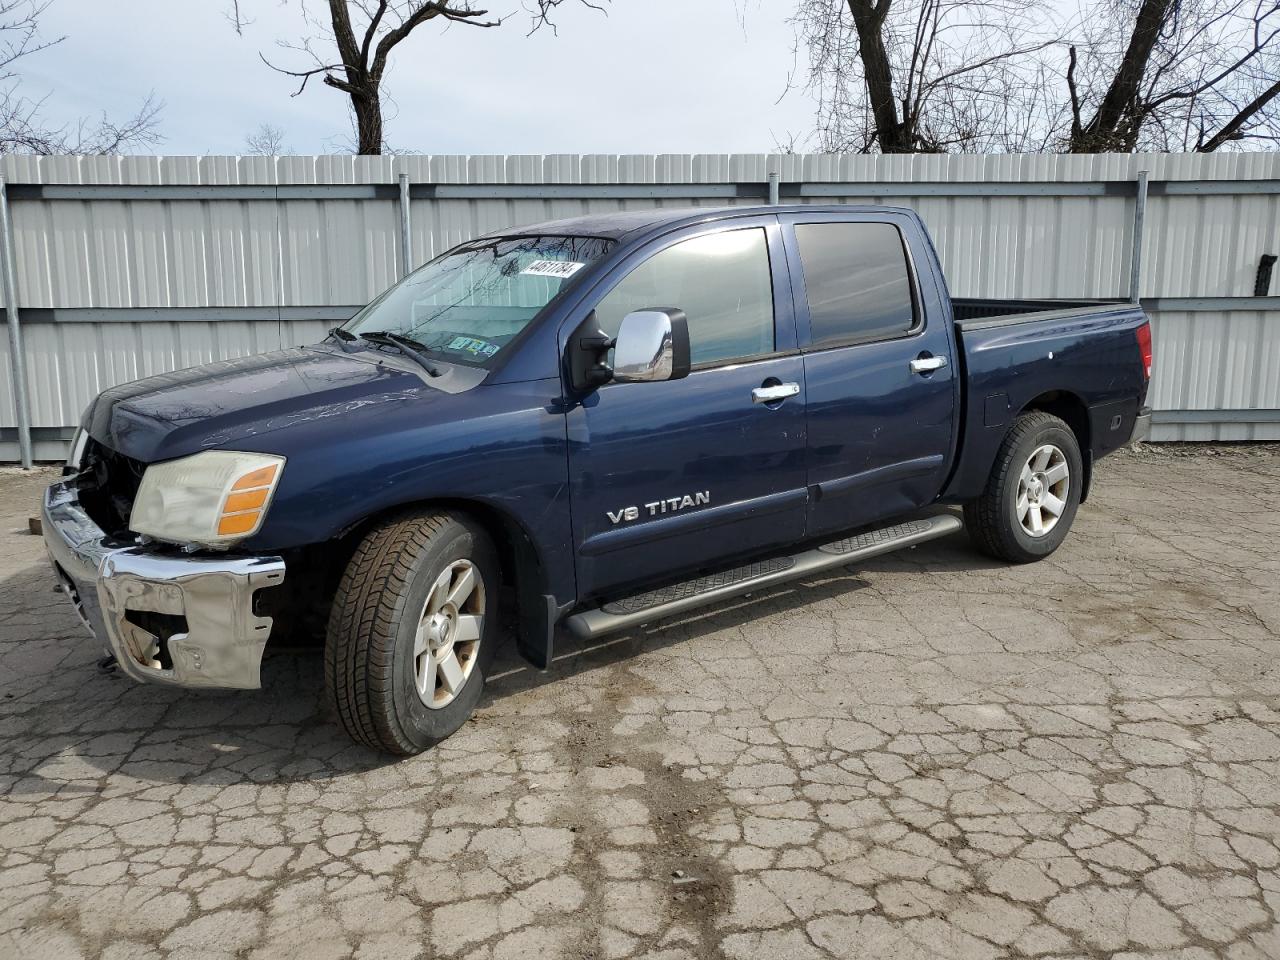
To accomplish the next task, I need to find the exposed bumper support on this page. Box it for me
[1130,406,1153,444]
[42,477,285,689]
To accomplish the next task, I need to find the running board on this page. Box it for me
[565,514,962,641]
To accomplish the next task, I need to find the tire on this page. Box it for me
[325,512,501,756]
[964,411,1083,564]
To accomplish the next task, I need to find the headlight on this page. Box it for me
[130,451,286,549]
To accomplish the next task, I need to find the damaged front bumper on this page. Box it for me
[41,476,286,690]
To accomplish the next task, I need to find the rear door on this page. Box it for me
[779,212,957,537]
[564,216,808,600]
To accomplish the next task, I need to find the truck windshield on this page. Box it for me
[343,234,614,366]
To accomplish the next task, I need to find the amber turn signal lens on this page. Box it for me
[217,512,260,536]
[223,488,269,513]
[233,465,278,491]
[217,462,282,538]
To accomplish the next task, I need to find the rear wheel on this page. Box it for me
[325,512,500,755]
[964,412,1083,564]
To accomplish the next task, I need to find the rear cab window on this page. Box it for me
[792,222,919,349]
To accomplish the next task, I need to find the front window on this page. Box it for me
[593,227,775,367]
[345,235,614,366]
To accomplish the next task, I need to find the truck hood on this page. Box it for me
[84,344,480,463]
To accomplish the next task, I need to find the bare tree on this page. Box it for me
[239,1,606,155]
[1,0,57,70]
[790,0,1279,153]
[790,0,1063,153]
[1065,0,1280,152]
[1,92,162,154]
[245,121,289,154]
[0,0,162,154]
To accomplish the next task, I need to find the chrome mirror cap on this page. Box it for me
[612,308,691,384]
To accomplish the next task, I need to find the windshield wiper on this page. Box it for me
[358,330,443,377]
[328,326,357,342]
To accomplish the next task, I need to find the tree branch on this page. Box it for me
[226,0,251,36]
[1066,43,1082,140]
[527,0,607,36]
[921,38,1057,96]
[370,3,499,83]
[1079,0,1176,145]
[327,0,366,85]
[1146,22,1280,110]
[358,0,388,69]
[1198,76,1280,150]
[259,51,352,96]
[0,1,162,154]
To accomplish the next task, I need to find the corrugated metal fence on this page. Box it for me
[2,152,1278,462]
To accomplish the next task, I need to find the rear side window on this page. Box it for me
[794,222,916,348]
[594,227,775,366]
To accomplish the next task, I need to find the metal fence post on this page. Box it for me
[1129,169,1149,303]
[767,171,780,205]
[398,173,413,278]
[0,174,32,468]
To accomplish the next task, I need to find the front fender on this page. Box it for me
[240,379,576,607]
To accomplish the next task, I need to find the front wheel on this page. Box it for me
[964,412,1083,564]
[325,513,501,755]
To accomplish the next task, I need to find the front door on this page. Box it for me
[779,213,957,537]
[565,218,808,600]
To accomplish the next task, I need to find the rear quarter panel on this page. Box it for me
[944,305,1148,501]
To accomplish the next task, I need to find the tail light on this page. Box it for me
[1135,321,1152,381]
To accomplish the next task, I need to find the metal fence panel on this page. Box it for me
[1148,308,1280,441]
[3,152,1279,461]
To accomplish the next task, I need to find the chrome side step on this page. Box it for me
[565,513,962,641]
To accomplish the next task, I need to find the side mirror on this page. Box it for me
[613,309,691,384]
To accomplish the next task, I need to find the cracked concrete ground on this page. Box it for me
[2,445,1279,960]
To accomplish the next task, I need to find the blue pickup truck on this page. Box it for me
[43,205,1152,755]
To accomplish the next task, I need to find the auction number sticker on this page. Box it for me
[521,259,586,279]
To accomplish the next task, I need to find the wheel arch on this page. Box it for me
[1018,390,1093,502]
[323,496,556,667]
[353,495,546,590]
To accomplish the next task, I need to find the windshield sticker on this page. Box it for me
[447,335,501,358]
[521,259,586,279]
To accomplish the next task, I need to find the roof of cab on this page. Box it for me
[482,204,913,242]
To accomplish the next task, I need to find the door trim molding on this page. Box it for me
[815,454,946,500]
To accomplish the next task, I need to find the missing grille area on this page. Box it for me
[77,438,147,538]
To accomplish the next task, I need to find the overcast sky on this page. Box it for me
[22,0,819,155]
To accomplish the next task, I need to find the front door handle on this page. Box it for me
[752,382,800,404]
[910,355,948,374]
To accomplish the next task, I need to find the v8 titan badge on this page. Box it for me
[608,491,711,525]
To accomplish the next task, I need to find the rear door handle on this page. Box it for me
[752,382,800,404]
[910,355,948,374]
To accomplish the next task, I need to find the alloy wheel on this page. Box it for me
[412,559,485,709]
[1016,444,1070,538]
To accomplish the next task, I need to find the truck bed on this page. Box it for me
[952,298,1129,329]
[943,298,1149,503]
